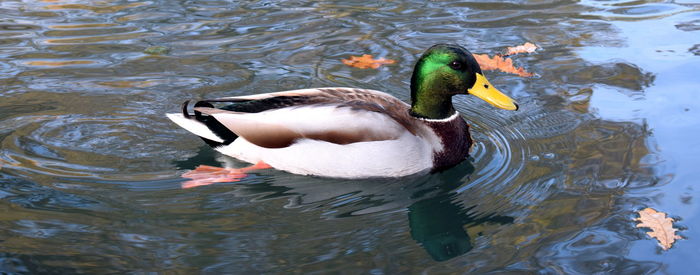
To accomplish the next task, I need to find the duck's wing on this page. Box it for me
[171,88,419,148]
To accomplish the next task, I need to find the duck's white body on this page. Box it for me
[167,88,469,178]
[217,129,433,178]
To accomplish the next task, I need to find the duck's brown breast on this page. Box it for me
[424,115,472,171]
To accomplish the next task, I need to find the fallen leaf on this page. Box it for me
[473,54,534,77]
[635,208,682,250]
[505,42,538,56]
[342,54,395,69]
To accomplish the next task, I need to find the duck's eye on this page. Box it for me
[449,61,463,70]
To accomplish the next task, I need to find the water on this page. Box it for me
[1,0,699,273]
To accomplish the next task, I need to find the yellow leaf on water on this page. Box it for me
[505,42,538,56]
[342,54,395,69]
[635,208,682,250]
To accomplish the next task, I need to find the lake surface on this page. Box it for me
[1,0,700,273]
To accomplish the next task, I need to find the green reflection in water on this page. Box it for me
[408,162,513,261]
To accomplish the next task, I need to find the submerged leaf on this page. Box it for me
[473,54,534,77]
[505,42,538,56]
[635,208,682,250]
[342,54,395,69]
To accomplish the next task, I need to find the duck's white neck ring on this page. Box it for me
[416,111,460,122]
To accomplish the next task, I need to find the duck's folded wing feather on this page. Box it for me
[209,87,389,102]
[194,104,409,148]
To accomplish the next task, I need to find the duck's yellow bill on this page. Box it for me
[468,73,518,111]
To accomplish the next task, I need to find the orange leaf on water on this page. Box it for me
[504,42,538,56]
[635,208,682,250]
[342,54,395,69]
[473,54,534,77]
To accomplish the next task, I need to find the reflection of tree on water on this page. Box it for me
[407,163,513,261]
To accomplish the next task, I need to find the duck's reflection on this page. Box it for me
[174,146,514,262]
[409,194,473,261]
[407,162,514,261]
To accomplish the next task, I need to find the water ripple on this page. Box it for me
[0,91,188,181]
[581,0,699,21]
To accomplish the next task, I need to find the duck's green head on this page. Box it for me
[410,44,518,119]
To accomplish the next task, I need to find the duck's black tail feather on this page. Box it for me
[175,95,309,148]
[180,100,238,148]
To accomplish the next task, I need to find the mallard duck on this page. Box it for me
[167,44,518,178]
